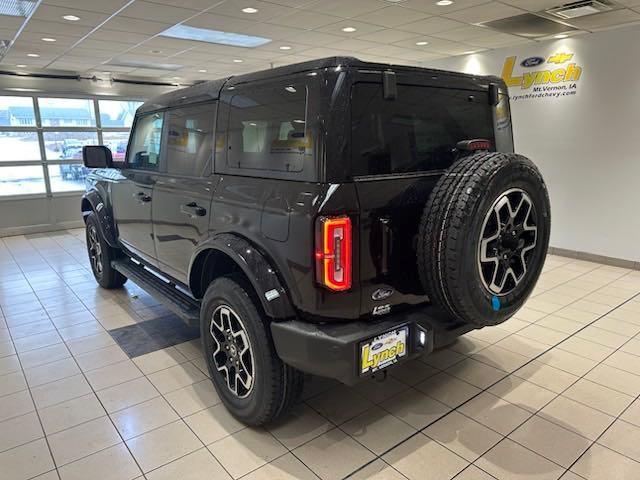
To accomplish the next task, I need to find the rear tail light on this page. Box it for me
[315,216,352,291]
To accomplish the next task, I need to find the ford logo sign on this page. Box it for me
[520,56,545,68]
[371,342,383,351]
[372,287,394,301]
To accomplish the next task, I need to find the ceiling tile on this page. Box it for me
[101,15,172,35]
[22,19,94,36]
[308,0,385,18]
[206,0,290,21]
[398,16,466,34]
[31,5,110,28]
[431,24,496,41]
[465,32,531,47]
[314,19,385,36]
[42,0,131,15]
[323,38,383,52]
[355,28,419,43]
[399,0,492,15]
[356,6,432,28]
[119,2,198,23]
[565,9,640,30]
[145,0,222,9]
[500,0,570,12]
[0,16,25,31]
[268,10,342,29]
[279,29,345,45]
[86,29,151,44]
[443,1,526,24]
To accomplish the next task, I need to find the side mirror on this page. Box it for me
[83,145,113,168]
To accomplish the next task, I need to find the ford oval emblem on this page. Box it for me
[520,56,545,68]
[372,342,383,351]
[372,287,394,301]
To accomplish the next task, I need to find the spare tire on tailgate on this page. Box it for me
[417,152,550,327]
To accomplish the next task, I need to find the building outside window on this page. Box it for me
[0,96,143,197]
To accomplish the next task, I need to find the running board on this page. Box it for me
[111,258,200,326]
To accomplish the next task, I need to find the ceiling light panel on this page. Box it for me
[160,25,271,47]
[0,0,37,17]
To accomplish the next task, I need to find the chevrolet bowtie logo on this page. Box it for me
[547,53,574,64]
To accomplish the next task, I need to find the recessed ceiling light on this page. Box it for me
[27,53,39,57]
[554,34,569,38]
[172,76,181,79]
[198,69,207,72]
[342,26,357,32]
[41,37,56,42]
[150,49,162,54]
[416,41,429,46]
[279,45,292,50]
[285,86,297,93]
[62,14,80,21]
[233,59,243,63]
[16,64,26,68]
[436,0,453,5]
[160,25,271,48]
[242,7,258,13]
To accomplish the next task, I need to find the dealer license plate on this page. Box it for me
[360,326,409,375]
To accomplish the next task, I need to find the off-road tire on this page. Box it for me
[201,276,303,425]
[417,152,550,326]
[85,212,127,289]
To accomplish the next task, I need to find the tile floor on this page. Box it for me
[1,229,640,480]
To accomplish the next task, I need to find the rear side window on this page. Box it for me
[166,103,215,177]
[351,83,495,176]
[127,112,164,170]
[227,84,310,175]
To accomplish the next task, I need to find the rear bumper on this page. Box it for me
[270,305,474,385]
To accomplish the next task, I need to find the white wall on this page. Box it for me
[426,26,640,263]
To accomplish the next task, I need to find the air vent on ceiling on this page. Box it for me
[547,0,613,19]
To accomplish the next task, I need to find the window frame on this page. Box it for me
[215,76,319,182]
[0,93,143,199]
[162,100,217,179]
[125,111,167,172]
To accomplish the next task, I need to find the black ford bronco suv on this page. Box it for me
[81,57,550,425]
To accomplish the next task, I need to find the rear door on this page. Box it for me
[112,111,164,264]
[350,81,501,316]
[152,102,217,284]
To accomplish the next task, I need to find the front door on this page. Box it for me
[151,102,217,284]
[112,111,165,263]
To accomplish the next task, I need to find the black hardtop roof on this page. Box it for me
[137,56,503,114]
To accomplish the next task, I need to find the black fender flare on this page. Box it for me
[190,233,296,320]
[81,190,118,248]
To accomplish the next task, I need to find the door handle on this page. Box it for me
[180,202,206,217]
[134,191,152,203]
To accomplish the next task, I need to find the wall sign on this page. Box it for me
[501,52,583,101]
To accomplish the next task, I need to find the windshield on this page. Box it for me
[351,83,502,177]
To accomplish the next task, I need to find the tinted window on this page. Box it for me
[351,83,495,176]
[227,84,310,174]
[127,112,164,170]
[166,103,215,177]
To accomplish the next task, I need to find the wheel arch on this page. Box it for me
[81,189,118,248]
[189,233,296,321]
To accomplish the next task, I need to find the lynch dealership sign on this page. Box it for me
[501,53,583,101]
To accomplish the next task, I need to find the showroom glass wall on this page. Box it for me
[0,95,143,197]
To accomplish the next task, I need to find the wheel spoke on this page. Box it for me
[478,188,538,296]
[209,305,255,398]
